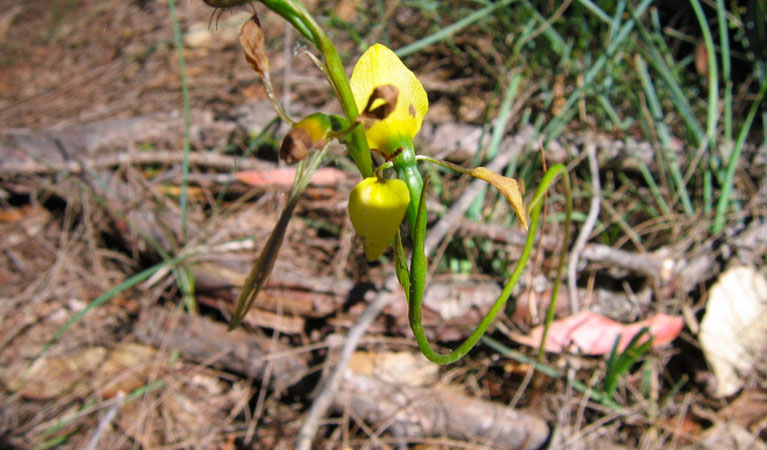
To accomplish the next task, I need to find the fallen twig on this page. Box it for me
[0,149,271,176]
[133,302,550,448]
[295,276,397,450]
[85,392,123,450]
[567,143,601,313]
[133,307,308,391]
[337,369,549,448]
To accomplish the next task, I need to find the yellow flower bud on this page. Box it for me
[279,113,332,164]
[348,177,411,261]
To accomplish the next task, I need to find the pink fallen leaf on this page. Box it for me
[510,311,684,355]
[235,167,346,187]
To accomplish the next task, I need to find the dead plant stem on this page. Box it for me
[567,143,601,313]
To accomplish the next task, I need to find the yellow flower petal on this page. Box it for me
[348,177,411,260]
[350,44,428,155]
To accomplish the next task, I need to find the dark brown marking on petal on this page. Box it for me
[359,85,399,121]
[384,147,404,162]
[279,128,311,164]
[408,103,416,117]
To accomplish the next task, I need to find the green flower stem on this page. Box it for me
[226,0,374,328]
[260,0,373,178]
[393,141,424,233]
[259,0,315,42]
[536,169,572,362]
[415,155,474,176]
[316,39,373,177]
[408,164,571,364]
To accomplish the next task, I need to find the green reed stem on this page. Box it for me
[168,0,192,242]
[169,0,197,313]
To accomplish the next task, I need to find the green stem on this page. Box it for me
[314,31,373,177]
[537,171,571,362]
[408,164,571,364]
[393,142,424,233]
[260,0,373,177]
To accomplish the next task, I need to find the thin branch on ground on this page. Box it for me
[567,143,601,313]
[0,150,273,176]
[84,392,123,450]
[294,276,397,450]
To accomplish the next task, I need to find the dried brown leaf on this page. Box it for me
[239,14,269,76]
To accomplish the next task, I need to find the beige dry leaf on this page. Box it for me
[9,347,108,399]
[699,266,767,397]
[469,167,528,230]
[117,365,250,448]
[96,342,158,399]
[348,351,438,387]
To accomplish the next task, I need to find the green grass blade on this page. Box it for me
[577,0,611,24]
[28,254,188,368]
[396,0,517,57]
[713,80,767,232]
[603,328,652,396]
[168,0,196,312]
[689,0,719,152]
[39,380,165,439]
[634,12,705,146]
[608,0,627,42]
[596,94,630,130]
[631,146,672,217]
[634,54,694,215]
[715,0,732,142]
[482,335,620,408]
[168,0,192,243]
[518,0,568,55]
[544,0,653,142]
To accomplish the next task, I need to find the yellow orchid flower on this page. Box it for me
[348,177,410,261]
[350,44,429,155]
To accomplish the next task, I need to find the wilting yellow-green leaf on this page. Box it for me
[469,167,528,230]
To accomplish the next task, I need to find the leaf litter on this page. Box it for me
[0,0,766,448]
